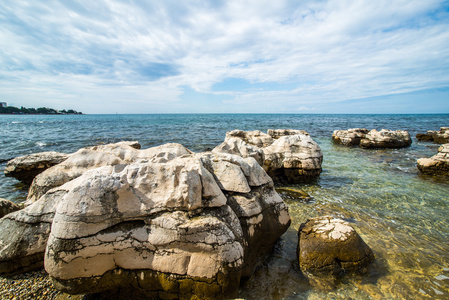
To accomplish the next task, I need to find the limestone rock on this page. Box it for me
[225,130,274,147]
[332,128,369,146]
[417,143,449,176]
[212,137,264,165]
[268,129,309,139]
[359,129,412,149]
[297,216,374,274]
[214,129,323,183]
[0,143,290,299]
[262,135,323,183]
[26,142,191,203]
[416,127,449,144]
[0,184,71,275]
[4,152,69,184]
[0,198,21,218]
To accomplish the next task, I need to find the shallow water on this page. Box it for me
[1,113,448,299]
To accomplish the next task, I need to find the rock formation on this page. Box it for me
[332,128,369,146]
[332,128,412,149]
[360,129,412,149]
[213,129,323,183]
[0,142,290,299]
[297,216,374,274]
[0,198,21,218]
[416,127,449,144]
[417,143,449,176]
[26,141,188,203]
[4,152,70,184]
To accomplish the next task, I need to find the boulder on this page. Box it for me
[0,198,21,218]
[4,152,70,184]
[225,130,274,147]
[262,135,323,183]
[416,127,449,144]
[417,143,449,176]
[0,143,290,299]
[359,129,412,149]
[26,141,191,203]
[213,129,323,183]
[332,128,369,146]
[297,216,374,274]
[267,129,309,139]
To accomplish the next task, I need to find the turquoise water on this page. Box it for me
[1,114,448,299]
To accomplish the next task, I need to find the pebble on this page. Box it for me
[0,269,78,300]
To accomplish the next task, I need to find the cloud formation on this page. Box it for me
[1,0,448,113]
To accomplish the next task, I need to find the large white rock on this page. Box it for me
[213,129,323,183]
[0,143,290,299]
[26,141,192,203]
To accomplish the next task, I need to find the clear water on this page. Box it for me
[1,114,448,299]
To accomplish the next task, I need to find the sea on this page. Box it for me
[1,113,448,299]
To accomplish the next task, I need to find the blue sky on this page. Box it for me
[1,0,449,114]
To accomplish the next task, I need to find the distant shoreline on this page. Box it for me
[0,106,83,115]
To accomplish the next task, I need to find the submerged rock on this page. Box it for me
[417,143,449,176]
[0,142,290,299]
[213,129,323,183]
[332,128,412,149]
[0,198,21,218]
[297,216,374,274]
[4,152,70,184]
[416,127,449,144]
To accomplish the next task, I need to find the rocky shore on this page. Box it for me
[11,127,441,298]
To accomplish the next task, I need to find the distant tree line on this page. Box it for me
[0,106,83,115]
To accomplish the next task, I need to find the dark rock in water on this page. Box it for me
[416,127,449,144]
[0,141,291,300]
[275,187,313,202]
[297,216,374,274]
[213,129,323,183]
[416,131,437,142]
[0,198,21,218]
[417,143,449,176]
[4,152,70,184]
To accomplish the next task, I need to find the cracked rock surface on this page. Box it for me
[297,216,374,274]
[0,142,290,299]
[417,143,449,176]
[213,129,323,183]
[332,128,412,149]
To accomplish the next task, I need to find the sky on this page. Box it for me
[1,0,449,114]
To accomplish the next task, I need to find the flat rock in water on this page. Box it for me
[332,128,412,149]
[332,128,369,146]
[417,143,449,176]
[416,127,449,144]
[4,152,70,184]
[297,216,374,274]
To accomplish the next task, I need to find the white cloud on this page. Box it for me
[0,0,448,112]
